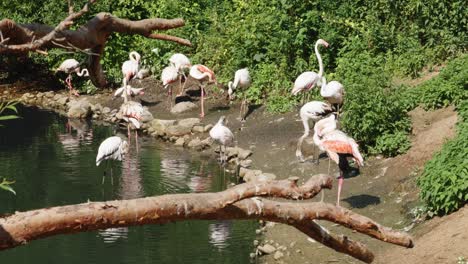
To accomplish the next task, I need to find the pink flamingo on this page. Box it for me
[291,39,329,96]
[161,65,179,107]
[169,53,192,95]
[320,76,345,117]
[56,58,89,96]
[121,51,141,88]
[189,64,216,118]
[118,85,143,150]
[313,126,364,206]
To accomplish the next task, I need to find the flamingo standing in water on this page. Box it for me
[161,65,179,107]
[313,126,364,206]
[121,51,141,88]
[296,101,333,163]
[119,85,144,149]
[56,58,89,96]
[291,39,329,98]
[228,68,251,121]
[189,64,216,118]
[169,53,191,95]
[209,116,234,163]
[96,136,129,184]
[320,76,345,117]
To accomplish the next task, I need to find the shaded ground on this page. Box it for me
[0,71,464,264]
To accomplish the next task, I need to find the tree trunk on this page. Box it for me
[0,175,413,263]
[0,0,191,87]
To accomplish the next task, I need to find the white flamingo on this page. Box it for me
[161,65,180,107]
[121,51,141,88]
[228,68,251,121]
[209,116,234,163]
[313,126,364,206]
[291,39,329,96]
[56,58,89,96]
[320,76,345,116]
[296,101,333,162]
[169,53,192,95]
[189,64,217,118]
[96,136,129,184]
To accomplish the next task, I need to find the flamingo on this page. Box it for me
[119,85,144,149]
[320,76,345,116]
[209,116,234,163]
[161,65,180,107]
[96,136,129,184]
[56,58,89,96]
[228,68,251,121]
[189,64,217,118]
[313,126,364,206]
[169,53,192,95]
[291,39,329,96]
[114,86,145,99]
[296,101,333,162]
[121,51,141,88]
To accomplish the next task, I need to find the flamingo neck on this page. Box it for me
[130,52,140,63]
[315,42,324,77]
[301,115,310,137]
[123,86,129,103]
[228,82,233,97]
[77,69,89,77]
[320,76,327,96]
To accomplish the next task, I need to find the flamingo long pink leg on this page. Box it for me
[200,84,205,118]
[135,130,139,153]
[337,173,344,206]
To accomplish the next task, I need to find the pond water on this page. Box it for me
[0,106,257,264]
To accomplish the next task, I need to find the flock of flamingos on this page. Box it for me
[56,38,363,206]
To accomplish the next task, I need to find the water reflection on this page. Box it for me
[209,221,232,250]
[0,106,257,264]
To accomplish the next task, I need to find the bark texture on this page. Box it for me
[0,175,413,263]
[0,0,191,87]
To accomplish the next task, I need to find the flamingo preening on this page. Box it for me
[189,64,217,118]
[320,76,345,116]
[169,53,192,95]
[114,86,145,99]
[96,136,129,184]
[228,68,251,121]
[56,59,89,97]
[121,51,141,88]
[313,126,364,206]
[296,101,333,162]
[161,65,180,107]
[209,116,234,163]
[291,39,329,97]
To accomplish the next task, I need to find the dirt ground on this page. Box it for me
[1,72,465,264]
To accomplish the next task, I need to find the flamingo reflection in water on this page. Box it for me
[98,149,143,242]
[59,118,94,151]
[209,221,232,250]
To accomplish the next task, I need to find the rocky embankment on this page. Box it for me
[2,89,277,184]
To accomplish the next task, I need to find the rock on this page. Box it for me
[178,118,200,128]
[289,242,296,248]
[255,229,262,234]
[249,253,256,259]
[239,167,249,178]
[169,136,178,142]
[192,125,205,133]
[166,124,192,137]
[256,173,277,182]
[295,249,302,254]
[140,108,154,123]
[243,169,263,182]
[258,244,276,255]
[187,138,203,150]
[149,119,177,135]
[57,96,69,106]
[67,98,91,119]
[102,107,111,114]
[170,101,197,114]
[200,137,213,147]
[253,240,259,246]
[273,251,284,260]
[204,124,214,132]
[44,91,54,98]
[175,137,185,146]
[91,103,103,113]
[238,148,253,160]
[225,147,238,158]
[240,159,252,168]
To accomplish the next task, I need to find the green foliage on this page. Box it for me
[370,131,411,156]
[0,101,20,125]
[0,178,16,195]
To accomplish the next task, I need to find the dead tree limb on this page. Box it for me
[0,175,413,263]
[0,0,191,87]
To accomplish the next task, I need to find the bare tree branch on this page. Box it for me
[0,175,412,263]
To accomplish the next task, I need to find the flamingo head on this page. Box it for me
[130,51,141,63]
[227,81,234,100]
[317,39,329,48]
[218,115,227,125]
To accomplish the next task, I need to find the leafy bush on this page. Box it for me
[417,107,468,214]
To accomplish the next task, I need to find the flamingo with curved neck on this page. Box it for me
[320,76,345,116]
[122,51,141,88]
[291,39,329,96]
[76,69,89,77]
